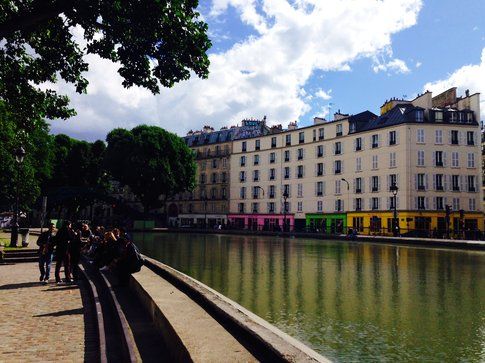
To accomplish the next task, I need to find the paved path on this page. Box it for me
[0,263,88,362]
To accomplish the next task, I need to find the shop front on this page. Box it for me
[305,213,347,234]
[228,214,295,231]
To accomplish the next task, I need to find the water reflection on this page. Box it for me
[134,233,485,362]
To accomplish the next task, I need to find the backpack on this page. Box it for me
[126,242,144,273]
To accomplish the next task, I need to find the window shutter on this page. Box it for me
[432,197,436,210]
[342,200,344,211]
[414,197,418,209]
[397,197,400,209]
[322,181,326,195]
[444,175,448,191]
[322,164,325,175]
[432,152,436,167]
[459,131,464,145]
[353,139,356,150]
[341,161,344,173]
[460,175,464,191]
[433,174,436,190]
[396,174,400,187]
[341,143,344,154]
[377,176,381,191]
[475,177,478,192]
[425,197,429,209]
[332,163,335,174]
[443,152,447,167]
[335,200,338,211]
[465,176,469,192]
[396,130,399,144]
[387,175,390,190]
[425,174,429,190]
[414,174,418,190]
[353,198,356,210]
[314,182,318,196]
[474,131,478,146]
[386,197,390,210]
[369,198,372,210]
[448,130,452,144]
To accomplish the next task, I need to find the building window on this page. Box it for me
[335,179,341,195]
[317,201,323,212]
[436,197,444,210]
[284,167,290,179]
[253,170,259,182]
[435,130,443,144]
[372,197,379,210]
[240,156,246,167]
[355,198,362,211]
[469,198,476,211]
[254,154,259,165]
[335,199,343,212]
[319,128,324,140]
[468,175,476,192]
[238,203,245,213]
[268,202,275,213]
[316,181,324,196]
[334,160,342,174]
[297,148,304,160]
[211,173,217,183]
[435,151,444,167]
[372,155,378,170]
[390,152,396,168]
[467,153,475,168]
[467,131,475,145]
[417,173,426,190]
[222,158,227,168]
[336,124,343,137]
[449,112,457,123]
[269,168,276,180]
[389,174,397,190]
[297,201,303,212]
[417,150,425,166]
[255,139,260,150]
[271,137,277,148]
[355,137,362,151]
[210,188,217,199]
[299,132,305,144]
[371,134,379,148]
[356,157,362,172]
[371,176,379,192]
[199,173,206,184]
[435,174,443,191]
[269,152,276,163]
[252,202,259,213]
[417,129,425,143]
[201,161,206,170]
[242,141,247,152]
[317,145,324,157]
[316,163,324,176]
[334,142,342,155]
[212,159,217,168]
[297,165,304,178]
[355,177,362,193]
[452,152,459,167]
[417,196,426,210]
[239,171,246,182]
[451,130,459,145]
[269,185,275,198]
[452,197,460,210]
[283,184,291,197]
[416,110,424,122]
[252,186,260,199]
[222,172,227,183]
[452,175,460,191]
[284,150,290,162]
[297,183,303,197]
[435,111,443,122]
[286,134,291,146]
[466,113,473,123]
[389,131,397,145]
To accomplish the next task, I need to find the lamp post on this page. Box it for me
[390,182,399,237]
[10,146,26,247]
[341,178,350,234]
[282,190,289,232]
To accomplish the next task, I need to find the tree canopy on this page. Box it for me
[105,125,196,213]
[0,0,211,131]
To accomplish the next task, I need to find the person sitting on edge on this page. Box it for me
[37,223,55,284]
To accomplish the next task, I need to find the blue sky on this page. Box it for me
[49,0,485,140]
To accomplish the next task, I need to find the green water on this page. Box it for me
[133,232,485,362]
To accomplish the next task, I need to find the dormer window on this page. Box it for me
[415,110,424,122]
[449,112,457,123]
[466,113,473,123]
[349,122,356,133]
[336,124,343,137]
[434,111,443,122]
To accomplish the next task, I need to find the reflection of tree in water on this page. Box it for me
[135,233,485,362]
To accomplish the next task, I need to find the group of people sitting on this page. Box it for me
[37,221,142,285]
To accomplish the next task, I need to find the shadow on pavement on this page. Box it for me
[0,281,40,290]
[33,308,84,317]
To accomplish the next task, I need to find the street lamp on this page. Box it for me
[390,182,399,237]
[341,178,350,210]
[10,146,26,247]
[282,190,289,232]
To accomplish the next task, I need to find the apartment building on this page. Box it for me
[229,88,483,235]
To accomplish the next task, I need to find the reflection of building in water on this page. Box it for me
[137,233,485,361]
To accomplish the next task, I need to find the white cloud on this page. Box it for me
[315,89,332,101]
[373,58,411,74]
[424,47,485,121]
[48,0,423,140]
[416,61,422,68]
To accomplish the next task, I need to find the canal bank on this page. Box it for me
[133,228,485,251]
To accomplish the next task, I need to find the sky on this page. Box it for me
[48,0,485,141]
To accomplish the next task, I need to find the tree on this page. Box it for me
[0,102,53,211]
[0,0,211,131]
[105,125,196,214]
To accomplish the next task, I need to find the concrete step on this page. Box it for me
[2,256,38,263]
[3,249,38,255]
[4,251,38,258]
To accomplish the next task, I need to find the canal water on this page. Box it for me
[133,232,485,362]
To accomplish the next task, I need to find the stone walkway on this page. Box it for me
[0,263,87,362]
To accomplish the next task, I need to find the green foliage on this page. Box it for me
[0,102,53,210]
[0,0,211,131]
[105,125,196,213]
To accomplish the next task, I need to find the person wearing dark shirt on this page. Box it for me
[37,223,55,284]
[54,221,74,284]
